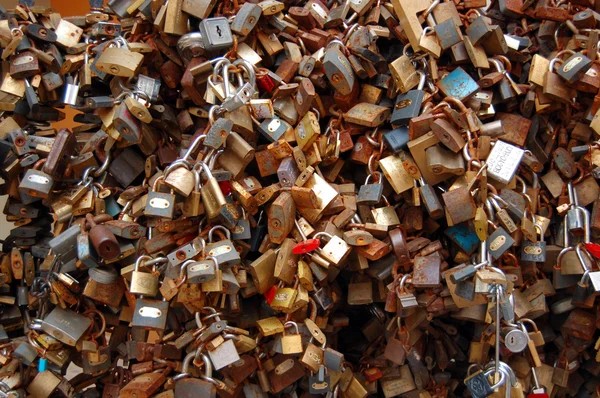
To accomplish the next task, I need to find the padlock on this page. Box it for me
[391,70,426,126]
[95,39,144,77]
[198,17,234,52]
[195,161,227,219]
[309,364,331,394]
[86,214,120,261]
[113,101,142,143]
[131,298,169,331]
[521,224,547,262]
[315,232,352,266]
[130,255,160,296]
[556,50,592,84]
[281,321,303,355]
[323,40,355,95]
[61,74,79,106]
[41,307,92,346]
[357,173,384,206]
[185,255,216,284]
[206,225,240,268]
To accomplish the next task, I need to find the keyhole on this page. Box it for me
[216,26,223,38]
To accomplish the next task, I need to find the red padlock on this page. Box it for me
[264,285,277,304]
[585,242,600,258]
[292,238,321,254]
[219,180,232,196]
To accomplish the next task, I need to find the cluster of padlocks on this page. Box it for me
[0,0,599,396]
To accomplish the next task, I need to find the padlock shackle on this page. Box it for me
[313,232,332,242]
[485,355,506,389]
[399,273,412,290]
[134,255,152,271]
[295,219,307,240]
[183,134,207,162]
[206,255,220,271]
[176,32,204,59]
[462,142,482,169]
[326,39,345,54]
[519,318,539,332]
[208,225,231,242]
[163,159,191,180]
[284,321,300,335]
[575,244,593,273]
[487,58,504,73]
[575,205,591,243]
[152,175,164,192]
[485,361,515,387]
[364,171,382,185]
[222,333,239,341]
[208,150,223,170]
[197,160,214,180]
[343,23,359,44]
[234,58,257,89]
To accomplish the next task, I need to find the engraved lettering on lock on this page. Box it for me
[274,292,289,301]
[490,235,506,251]
[312,382,329,389]
[308,351,321,362]
[469,377,487,396]
[395,99,412,109]
[275,359,295,374]
[563,56,583,73]
[524,246,543,255]
[149,198,170,208]
[138,306,162,318]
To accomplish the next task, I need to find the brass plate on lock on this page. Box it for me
[395,99,412,109]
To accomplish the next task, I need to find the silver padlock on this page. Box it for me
[221,60,256,112]
[62,73,80,106]
[198,17,234,52]
[208,336,241,370]
[40,307,92,346]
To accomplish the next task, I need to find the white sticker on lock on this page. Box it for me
[486,140,524,185]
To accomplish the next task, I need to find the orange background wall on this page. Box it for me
[51,0,91,15]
